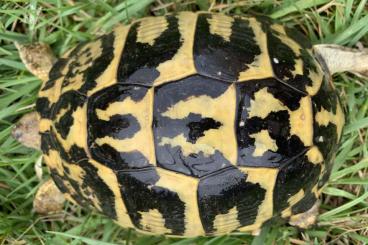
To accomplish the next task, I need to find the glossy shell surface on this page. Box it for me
[36,12,345,236]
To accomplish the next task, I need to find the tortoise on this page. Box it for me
[13,12,368,237]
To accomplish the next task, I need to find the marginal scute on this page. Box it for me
[315,101,345,141]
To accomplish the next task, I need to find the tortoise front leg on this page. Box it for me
[12,112,41,150]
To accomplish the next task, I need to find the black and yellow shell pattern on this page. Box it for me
[36,12,345,237]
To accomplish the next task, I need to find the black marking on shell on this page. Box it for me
[92,114,141,140]
[40,132,52,154]
[67,145,117,219]
[193,14,261,82]
[117,15,182,87]
[117,167,185,235]
[153,75,233,177]
[273,153,321,214]
[52,91,87,139]
[41,58,68,91]
[60,32,115,94]
[36,97,53,119]
[198,167,266,234]
[92,144,151,170]
[291,192,317,215]
[284,26,312,49]
[187,117,222,144]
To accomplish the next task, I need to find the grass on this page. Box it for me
[0,0,367,244]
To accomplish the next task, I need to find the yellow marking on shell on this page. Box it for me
[52,103,88,154]
[270,23,285,35]
[289,189,305,206]
[139,209,172,234]
[238,167,278,232]
[88,24,130,95]
[289,96,313,146]
[153,12,197,87]
[249,130,278,157]
[44,150,64,176]
[311,184,319,197]
[207,13,233,42]
[54,106,70,123]
[89,159,134,228]
[213,206,240,233]
[249,88,313,147]
[159,84,237,164]
[95,89,155,164]
[281,189,305,218]
[160,133,215,157]
[38,70,64,106]
[248,87,285,119]
[155,167,204,236]
[305,50,324,96]
[39,119,52,133]
[315,101,345,141]
[61,39,103,94]
[238,18,274,81]
[306,146,324,165]
[136,16,168,46]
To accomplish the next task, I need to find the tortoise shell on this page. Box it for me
[36,12,345,236]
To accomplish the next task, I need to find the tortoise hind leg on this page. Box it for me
[33,178,66,214]
[288,200,320,229]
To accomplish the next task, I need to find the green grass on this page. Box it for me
[1,0,367,244]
